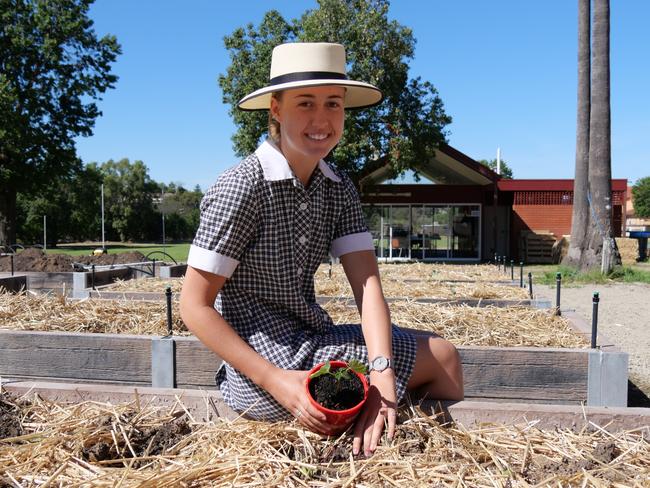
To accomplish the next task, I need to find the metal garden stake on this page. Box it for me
[528,272,533,299]
[510,260,514,280]
[591,291,599,348]
[555,272,562,316]
[91,264,96,290]
[519,262,524,288]
[165,286,173,336]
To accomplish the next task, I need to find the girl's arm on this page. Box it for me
[179,265,330,433]
[340,250,397,457]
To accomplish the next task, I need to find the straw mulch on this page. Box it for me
[616,237,641,266]
[102,277,184,294]
[324,300,588,348]
[1,392,648,487]
[316,276,530,300]
[0,292,190,336]
[318,262,510,282]
[1,292,586,348]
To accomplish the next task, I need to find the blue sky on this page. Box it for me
[75,0,650,191]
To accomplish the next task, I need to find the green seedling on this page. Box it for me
[309,358,368,381]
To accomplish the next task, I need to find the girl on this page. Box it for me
[180,42,463,457]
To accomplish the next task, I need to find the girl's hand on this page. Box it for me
[352,370,398,457]
[265,369,337,435]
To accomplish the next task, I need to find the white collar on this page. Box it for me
[255,139,341,183]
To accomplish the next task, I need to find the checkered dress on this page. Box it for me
[188,140,417,421]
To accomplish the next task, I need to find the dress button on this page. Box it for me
[297,267,303,275]
[299,235,307,245]
[299,202,308,211]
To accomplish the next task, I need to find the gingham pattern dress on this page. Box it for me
[187,139,417,421]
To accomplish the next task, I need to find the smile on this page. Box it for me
[306,133,329,141]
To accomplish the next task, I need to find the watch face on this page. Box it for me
[372,356,389,371]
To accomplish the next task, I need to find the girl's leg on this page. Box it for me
[406,333,464,401]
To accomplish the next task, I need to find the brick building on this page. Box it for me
[358,144,626,262]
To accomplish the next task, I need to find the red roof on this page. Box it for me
[497,179,628,192]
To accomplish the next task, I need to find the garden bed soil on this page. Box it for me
[0,248,149,272]
[309,374,364,410]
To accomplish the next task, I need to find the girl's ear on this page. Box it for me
[270,97,281,123]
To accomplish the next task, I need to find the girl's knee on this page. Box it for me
[427,336,461,368]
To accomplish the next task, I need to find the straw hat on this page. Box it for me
[237,42,383,111]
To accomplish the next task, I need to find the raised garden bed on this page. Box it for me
[0,293,628,406]
[1,383,648,486]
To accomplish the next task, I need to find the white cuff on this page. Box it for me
[330,231,374,258]
[187,244,240,278]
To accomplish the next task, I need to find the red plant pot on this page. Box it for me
[306,360,369,428]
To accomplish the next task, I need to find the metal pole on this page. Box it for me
[528,272,533,299]
[152,258,156,277]
[43,215,47,251]
[510,259,514,280]
[165,286,173,336]
[328,258,332,279]
[91,264,96,291]
[10,254,14,276]
[519,262,524,287]
[494,252,498,265]
[591,292,600,348]
[555,272,562,316]
[161,188,166,250]
[101,183,105,251]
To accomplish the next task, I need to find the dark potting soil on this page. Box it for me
[309,374,364,411]
[0,393,23,440]
[0,248,150,273]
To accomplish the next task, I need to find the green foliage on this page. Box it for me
[16,157,203,245]
[0,0,121,244]
[632,177,650,218]
[478,159,514,179]
[100,159,159,241]
[309,358,368,382]
[218,0,451,183]
[539,264,650,285]
[16,161,103,244]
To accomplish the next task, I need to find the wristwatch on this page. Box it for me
[369,355,393,373]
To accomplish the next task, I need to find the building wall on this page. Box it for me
[512,204,573,237]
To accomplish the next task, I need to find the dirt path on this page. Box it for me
[535,283,650,405]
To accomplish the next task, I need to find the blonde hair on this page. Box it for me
[268,92,282,143]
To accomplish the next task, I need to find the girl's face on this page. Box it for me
[270,85,345,167]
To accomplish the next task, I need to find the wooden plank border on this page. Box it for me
[0,329,627,406]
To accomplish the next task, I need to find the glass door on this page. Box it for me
[389,206,410,259]
[451,206,480,258]
[433,206,452,258]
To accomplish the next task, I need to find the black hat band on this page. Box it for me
[269,71,348,86]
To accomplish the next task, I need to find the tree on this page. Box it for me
[0,0,121,246]
[564,0,591,268]
[16,161,103,244]
[632,177,650,218]
[563,0,620,272]
[583,0,620,272]
[100,159,159,241]
[477,159,513,179]
[218,0,451,183]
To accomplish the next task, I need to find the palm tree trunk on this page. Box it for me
[564,0,590,267]
[583,0,621,272]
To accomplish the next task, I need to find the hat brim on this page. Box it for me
[237,79,383,111]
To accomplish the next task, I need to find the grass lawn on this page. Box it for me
[528,263,650,286]
[47,242,190,263]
